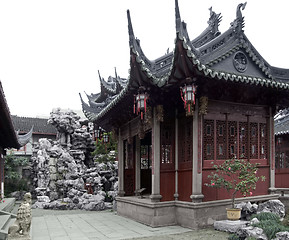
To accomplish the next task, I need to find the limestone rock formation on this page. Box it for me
[30,109,118,211]
[257,200,285,218]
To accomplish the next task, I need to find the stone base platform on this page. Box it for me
[117,194,279,230]
[214,220,249,233]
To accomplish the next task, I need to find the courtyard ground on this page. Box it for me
[29,208,230,240]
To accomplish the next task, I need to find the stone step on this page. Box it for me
[0,214,13,240]
[214,220,249,233]
[0,198,16,213]
[2,217,14,233]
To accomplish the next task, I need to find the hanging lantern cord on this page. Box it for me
[133,95,136,114]
[180,87,187,109]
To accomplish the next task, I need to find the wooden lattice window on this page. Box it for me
[219,144,224,156]
[124,140,134,169]
[230,144,235,155]
[161,122,174,164]
[251,145,256,155]
[241,144,246,155]
[179,117,193,162]
[206,124,212,136]
[260,123,267,159]
[141,145,151,169]
[206,144,212,156]
[250,123,258,158]
[228,121,237,159]
[239,122,248,158]
[276,151,289,169]
[217,120,226,159]
[204,120,214,160]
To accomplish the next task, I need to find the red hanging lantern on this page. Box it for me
[134,91,148,120]
[103,132,109,144]
[180,84,197,114]
[93,126,102,143]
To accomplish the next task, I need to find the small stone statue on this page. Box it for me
[8,192,32,240]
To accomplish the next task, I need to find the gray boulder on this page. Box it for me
[235,202,258,220]
[257,200,285,218]
[237,226,267,240]
[272,231,289,240]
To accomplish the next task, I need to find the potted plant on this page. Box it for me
[205,157,266,220]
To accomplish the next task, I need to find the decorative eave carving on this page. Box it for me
[230,2,247,34]
[191,7,222,48]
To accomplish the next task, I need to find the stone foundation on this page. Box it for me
[116,194,279,229]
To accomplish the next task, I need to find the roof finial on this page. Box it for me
[236,2,247,20]
[98,70,102,81]
[127,10,134,37]
[207,6,222,35]
[230,2,247,32]
[114,67,118,79]
[175,0,181,31]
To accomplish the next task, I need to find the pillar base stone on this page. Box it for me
[150,194,162,202]
[190,194,204,203]
[118,190,125,197]
[268,187,277,194]
[174,193,179,201]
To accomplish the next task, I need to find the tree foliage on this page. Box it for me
[91,132,117,162]
[4,154,29,195]
[4,155,29,180]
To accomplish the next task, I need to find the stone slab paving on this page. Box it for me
[31,209,229,240]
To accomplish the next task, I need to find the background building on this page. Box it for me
[9,116,57,157]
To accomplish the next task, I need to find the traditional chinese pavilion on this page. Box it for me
[80,1,289,228]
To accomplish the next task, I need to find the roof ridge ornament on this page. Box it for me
[230,2,247,33]
[17,125,33,146]
[127,10,134,37]
[208,7,222,36]
[127,10,135,48]
[175,0,181,31]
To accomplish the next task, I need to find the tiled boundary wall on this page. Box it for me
[117,194,279,229]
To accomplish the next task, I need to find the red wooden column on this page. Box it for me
[190,99,204,202]
[0,149,4,199]
[117,129,125,197]
[174,110,179,200]
[150,107,162,202]
[135,136,141,194]
[268,107,276,192]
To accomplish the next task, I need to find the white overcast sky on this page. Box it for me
[0,0,288,118]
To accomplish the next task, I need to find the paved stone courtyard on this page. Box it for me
[31,209,230,240]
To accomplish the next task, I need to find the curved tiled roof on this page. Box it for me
[0,82,20,149]
[11,115,57,135]
[275,109,289,136]
[81,1,289,126]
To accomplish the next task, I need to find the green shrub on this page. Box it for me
[4,155,29,196]
[228,233,240,240]
[250,212,280,222]
[92,132,117,155]
[5,178,28,196]
[252,219,289,240]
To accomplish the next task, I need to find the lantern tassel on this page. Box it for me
[133,96,136,114]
